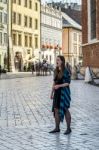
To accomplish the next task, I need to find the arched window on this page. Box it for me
[90,0,96,39]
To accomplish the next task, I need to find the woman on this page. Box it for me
[50,56,71,135]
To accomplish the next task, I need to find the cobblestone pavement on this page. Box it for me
[0,76,99,150]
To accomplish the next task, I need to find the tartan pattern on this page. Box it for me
[59,69,71,122]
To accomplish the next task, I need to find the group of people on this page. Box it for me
[31,60,53,76]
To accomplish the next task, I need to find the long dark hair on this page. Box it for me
[54,55,65,79]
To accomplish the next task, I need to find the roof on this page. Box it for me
[61,7,82,25]
[62,12,82,30]
[47,2,82,25]
[62,17,71,26]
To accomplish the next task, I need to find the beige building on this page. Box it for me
[63,27,82,67]
[10,0,40,71]
[62,12,82,67]
[0,0,7,68]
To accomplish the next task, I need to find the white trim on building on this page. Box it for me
[41,4,62,65]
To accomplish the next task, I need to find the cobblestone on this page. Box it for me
[0,76,99,150]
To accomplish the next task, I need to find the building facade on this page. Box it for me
[41,4,62,65]
[62,12,82,67]
[0,0,7,68]
[82,0,99,68]
[11,0,40,71]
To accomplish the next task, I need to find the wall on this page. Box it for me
[82,0,99,68]
[62,27,82,67]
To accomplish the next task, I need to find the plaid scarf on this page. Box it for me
[59,69,71,122]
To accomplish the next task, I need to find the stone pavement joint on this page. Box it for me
[0,76,99,150]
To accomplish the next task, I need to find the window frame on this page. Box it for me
[18,34,22,46]
[24,16,28,27]
[29,0,32,9]
[88,0,97,42]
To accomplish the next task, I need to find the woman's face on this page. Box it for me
[56,57,62,67]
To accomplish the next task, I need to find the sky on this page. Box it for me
[41,0,81,4]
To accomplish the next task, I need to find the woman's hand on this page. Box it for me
[54,85,60,90]
[50,94,54,99]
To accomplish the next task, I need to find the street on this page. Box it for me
[0,76,99,150]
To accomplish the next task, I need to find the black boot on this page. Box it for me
[49,127,60,134]
[64,128,72,135]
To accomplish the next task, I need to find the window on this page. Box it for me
[0,12,2,23]
[13,33,17,45]
[90,0,96,39]
[35,19,38,29]
[35,37,38,49]
[79,46,82,56]
[4,0,7,3]
[13,0,16,3]
[18,13,21,25]
[18,0,21,5]
[46,55,48,60]
[4,13,7,24]
[50,55,51,63]
[18,34,22,46]
[24,16,28,27]
[25,35,28,47]
[29,17,32,28]
[79,35,81,42]
[29,0,32,9]
[0,32,2,44]
[27,50,30,54]
[74,33,77,41]
[12,12,16,24]
[29,36,32,47]
[35,3,38,11]
[4,33,7,44]
[74,45,77,54]
[24,0,27,7]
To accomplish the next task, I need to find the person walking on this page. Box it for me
[66,62,72,77]
[31,62,35,74]
[50,55,71,135]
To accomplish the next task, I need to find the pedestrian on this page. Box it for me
[24,64,27,72]
[66,62,72,77]
[31,62,34,74]
[0,65,2,79]
[85,66,94,83]
[72,65,78,80]
[50,55,71,135]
